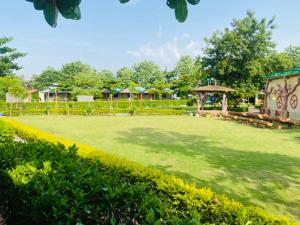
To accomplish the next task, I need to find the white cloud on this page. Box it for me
[127,35,202,68]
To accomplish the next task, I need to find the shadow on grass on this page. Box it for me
[115,127,300,220]
[279,126,300,142]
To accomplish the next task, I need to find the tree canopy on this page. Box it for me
[30,58,206,100]
[0,76,27,100]
[25,0,201,27]
[171,56,205,97]
[0,37,26,77]
[203,10,277,100]
[132,61,164,88]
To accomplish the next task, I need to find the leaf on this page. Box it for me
[187,0,200,5]
[60,5,81,20]
[175,0,188,23]
[119,0,130,3]
[56,0,78,15]
[166,0,176,9]
[33,0,47,10]
[43,2,58,27]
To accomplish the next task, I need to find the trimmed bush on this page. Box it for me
[0,100,191,116]
[0,118,296,225]
[1,141,194,225]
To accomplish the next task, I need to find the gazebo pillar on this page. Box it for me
[196,93,201,113]
[221,93,228,114]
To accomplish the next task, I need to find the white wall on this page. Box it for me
[6,93,21,103]
[77,95,94,102]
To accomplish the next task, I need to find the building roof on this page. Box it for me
[41,88,70,94]
[120,88,131,94]
[27,89,38,94]
[192,85,235,93]
[101,89,111,94]
[135,87,146,92]
[114,88,122,93]
[163,88,173,93]
[144,88,158,93]
[262,67,300,80]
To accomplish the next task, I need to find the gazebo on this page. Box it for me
[192,85,235,115]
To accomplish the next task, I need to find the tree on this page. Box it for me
[72,70,103,99]
[60,61,93,91]
[172,56,204,97]
[0,37,26,77]
[284,45,300,68]
[0,76,27,100]
[132,61,164,88]
[74,71,102,90]
[25,0,201,27]
[116,67,134,89]
[32,67,61,89]
[263,52,294,74]
[203,10,276,101]
[32,61,97,92]
[99,69,115,89]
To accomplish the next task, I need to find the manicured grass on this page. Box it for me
[15,115,300,221]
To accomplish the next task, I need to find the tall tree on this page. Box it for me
[99,69,115,89]
[116,67,134,89]
[132,61,164,88]
[172,56,204,97]
[203,10,276,100]
[0,37,26,77]
[32,67,61,89]
[60,61,93,91]
[73,70,102,90]
[72,70,103,99]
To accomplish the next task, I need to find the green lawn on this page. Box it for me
[15,115,300,221]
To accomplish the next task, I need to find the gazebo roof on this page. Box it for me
[192,85,235,93]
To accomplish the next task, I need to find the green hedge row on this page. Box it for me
[0,108,187,116]
[0,118,295,225]
[0,100,190,111]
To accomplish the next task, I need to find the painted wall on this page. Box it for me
[266,75,300,120]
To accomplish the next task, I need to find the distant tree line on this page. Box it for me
[28,57,204,100]
[1,11,300,103]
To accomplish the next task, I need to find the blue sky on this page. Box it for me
[1,0,300,78]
